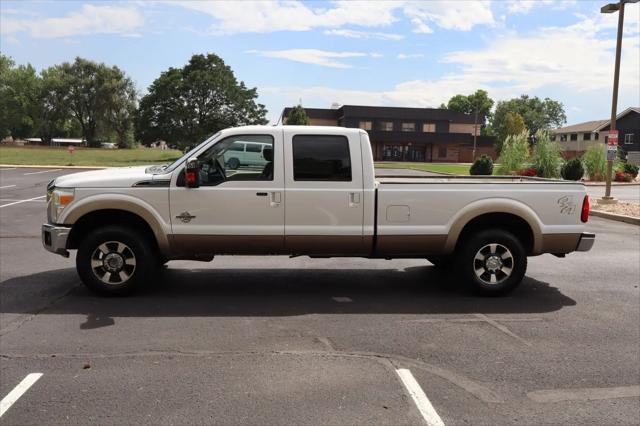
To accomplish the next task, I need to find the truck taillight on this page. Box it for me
[581,195,590,223]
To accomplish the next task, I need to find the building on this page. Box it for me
[280,105,497,162]
[25,138,86,147]
[551,107,639,164]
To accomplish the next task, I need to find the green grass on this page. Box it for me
[375,162,474,175]
[0,146,183,167]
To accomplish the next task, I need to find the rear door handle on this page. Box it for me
[270,191,281,207]
[349,192,361,207]
[256,192,268,196]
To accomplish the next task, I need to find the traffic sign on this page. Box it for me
[606,144,617,160]
[608,130,619,146]
[68,145,75,154]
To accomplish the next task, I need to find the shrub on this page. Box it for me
[582,145,606,181]
[561,157,585,181]
[516,167,537,177]
[614,170,634,182]
[531,131,562,178]
[623,163,639,178]
[497,131,529,175]
[469,155,494,175]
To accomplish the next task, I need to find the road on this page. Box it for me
[1,166,639,425]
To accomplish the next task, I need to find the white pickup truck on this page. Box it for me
[43,125,594,296]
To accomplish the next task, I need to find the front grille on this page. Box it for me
[43,231,51,246]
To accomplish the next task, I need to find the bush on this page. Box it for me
[623,163,639,178]
[531,131,562,178]
[497,131,529,175]
[582,145,606,181]
[516,167,537,177]
[561,157,585,181]
[614,170,634,182]
[469,155,494,175]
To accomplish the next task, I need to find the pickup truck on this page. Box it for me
[42,125,595,296]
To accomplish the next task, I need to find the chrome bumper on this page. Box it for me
[576,232,595,252]
[42,224,71,257]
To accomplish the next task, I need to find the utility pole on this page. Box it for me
[600,0,637,203]
[472,107,478,162]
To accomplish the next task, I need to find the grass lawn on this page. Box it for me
[0,146,183,167]
[375,162,473,175]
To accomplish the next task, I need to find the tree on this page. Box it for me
[0,55,39,139]
[33,65,73,144]
[446,90,494,128]
[60,58,137,147]
[285,104,310,125]
[137,53,268,149]
[494,111,527,154]
[491,95,566,143]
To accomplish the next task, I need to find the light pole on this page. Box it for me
[600,0,638,203]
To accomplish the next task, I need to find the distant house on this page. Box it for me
[551,107,639,164]
[281,105,497,163]
[25,138,87,147]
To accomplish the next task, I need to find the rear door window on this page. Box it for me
[292,135,351,181]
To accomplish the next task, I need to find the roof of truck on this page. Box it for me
[224,125,364,134]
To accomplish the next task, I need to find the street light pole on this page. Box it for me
[472,107,478,161]
[601,0,636,202]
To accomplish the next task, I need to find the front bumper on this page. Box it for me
[42,223,71,257]
[576,232,595,252]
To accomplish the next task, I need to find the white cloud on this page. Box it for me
[324,29,404,41]
[506,0,575,15]
[397,53,425,59]
[0,4,144,38]
[247,49,381,69]
[168,0,495,35]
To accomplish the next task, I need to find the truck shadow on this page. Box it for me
[0,266,576,323]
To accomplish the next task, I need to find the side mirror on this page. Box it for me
[185,157,200,188]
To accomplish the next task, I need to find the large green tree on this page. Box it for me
[0,55,39,138]
[285,104,310,125]
[494,111,527,154]
[446,89,494,132]
[491,95,566,143]
[136,53,268,149]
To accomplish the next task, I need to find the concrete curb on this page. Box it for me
[0,164,107,169]
[584,182,640,186]
[590,209,640,225]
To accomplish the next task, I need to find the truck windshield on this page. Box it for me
[158,132,222,174]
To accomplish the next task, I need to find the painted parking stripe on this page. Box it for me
[0,373,43,417]
[396,368,445,426]
[332,296,353,303]
[0,185,17,189]
[0,168,16,171]
[23,169,62,175]
[0,195,46,208]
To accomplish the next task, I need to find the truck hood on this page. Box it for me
[53,166,158,188]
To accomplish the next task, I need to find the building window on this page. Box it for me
[401,122,415,132]
[625,133,635,144]
[383,145,403,161]
[595,133,599,140]
[359,121,372,131]
[438,147,447,158]
[560,134,567,141]
[583,133,591,141]
[423,123,436,133]
[292,135,351,181]
[570,133,578,141]
[379,121,393,131]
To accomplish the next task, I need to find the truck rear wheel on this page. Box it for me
[455,229,527,296]
[76,225,157,296]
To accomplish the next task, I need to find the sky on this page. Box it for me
[1,0,639,126]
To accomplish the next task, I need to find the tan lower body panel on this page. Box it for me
[375,235,447,256]
[285,235,371,256]
[539,233,581,254]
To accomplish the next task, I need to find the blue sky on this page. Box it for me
[1,0,639,125]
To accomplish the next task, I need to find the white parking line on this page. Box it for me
[0,168,16,171]
[23,169,61,175]
[0,185,17,189]
[396,368,445,426]
[0,195,46,208]
[0,373,43,417]
[332,296,353,303]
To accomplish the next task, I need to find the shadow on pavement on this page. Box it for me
[0,266,576,322]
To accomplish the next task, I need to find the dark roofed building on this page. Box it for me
[281,105,496,163]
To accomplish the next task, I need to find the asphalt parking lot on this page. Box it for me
[1,166,639,425]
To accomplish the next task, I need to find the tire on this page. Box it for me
[454,229,527,296]
[427,255,453,269]
[227,157,240,170]
[76,225,158,296]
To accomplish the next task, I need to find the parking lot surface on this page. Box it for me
[1,166,639,425]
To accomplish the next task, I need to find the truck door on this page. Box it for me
[168,129,285,255]
[283,128,366,255]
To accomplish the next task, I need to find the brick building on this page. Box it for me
[280,105,497,163]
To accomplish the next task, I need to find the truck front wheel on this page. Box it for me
[455,229,527,296]
[76,225,158,296]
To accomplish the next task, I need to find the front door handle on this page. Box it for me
[256,192,268,196]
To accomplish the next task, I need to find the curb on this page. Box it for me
[584,182,640,186]
[590,209,640,225]
[0,164,107,169]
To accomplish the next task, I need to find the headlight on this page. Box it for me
[49,188,75,223]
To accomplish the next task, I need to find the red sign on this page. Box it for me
[68,145,75,154]
[608,130,619,146]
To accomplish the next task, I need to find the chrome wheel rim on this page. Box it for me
[90,241,136,285]
[473,243,514,285]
